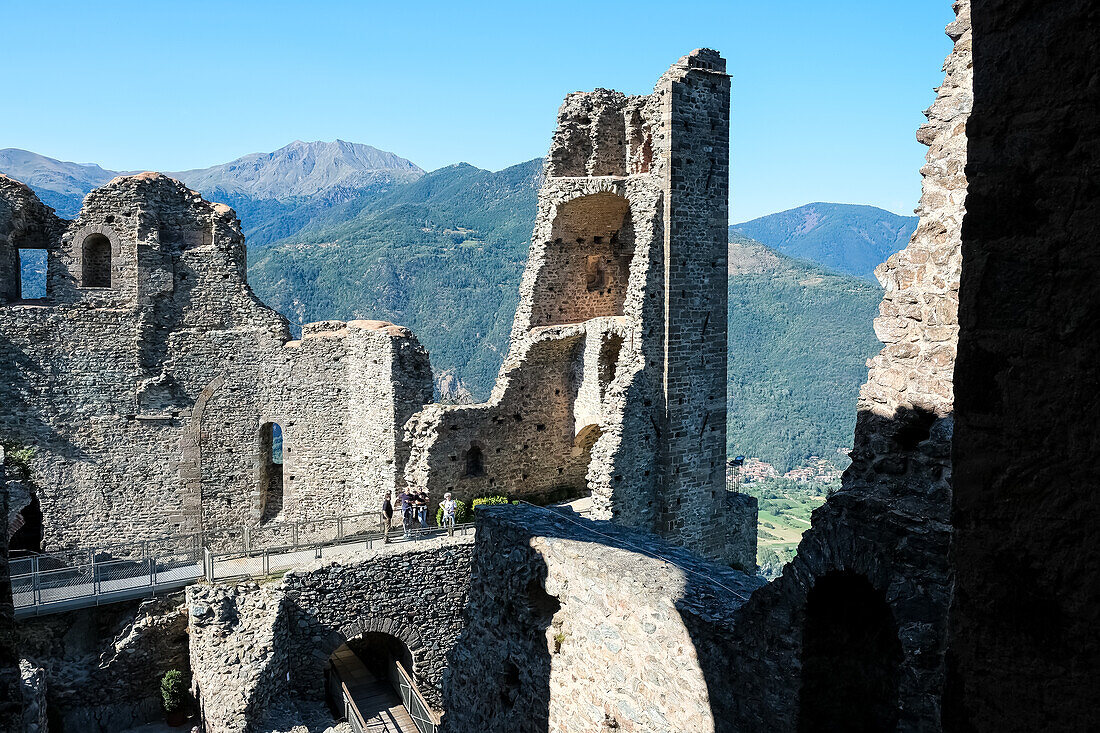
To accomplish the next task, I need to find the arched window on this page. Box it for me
[798,571,903,732]
[464,443,485,477]
[258,422,284,521]
[81,234,112,288]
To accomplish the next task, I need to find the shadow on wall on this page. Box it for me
[442,401,952,733]
[0,332,90,464]
[715,405,953,733]
[440,504,767,733]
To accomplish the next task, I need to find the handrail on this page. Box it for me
[391,658,440,732]
[340,679,369,733]
[11,511,475,616]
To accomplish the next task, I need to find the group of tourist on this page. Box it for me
[379,490,460,542]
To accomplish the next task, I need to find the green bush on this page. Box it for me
[435,499,470,526]
[472,495,511,511]
[161,669,188,713]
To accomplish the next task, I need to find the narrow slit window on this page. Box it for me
[18,249,47,299]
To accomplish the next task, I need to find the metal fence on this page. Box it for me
[10,510,475,617]
[390,658,440,733]
[205,522,475,582]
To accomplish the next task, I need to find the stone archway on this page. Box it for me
[797,571,903,732]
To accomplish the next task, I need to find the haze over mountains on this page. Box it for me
[1,141,916,470]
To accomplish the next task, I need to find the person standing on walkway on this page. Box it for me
[381,494,394,543]
[416,490,428,529]
[442,492,457,536]
[398,490,413,538]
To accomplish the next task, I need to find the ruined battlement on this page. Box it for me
[0,176,431,550]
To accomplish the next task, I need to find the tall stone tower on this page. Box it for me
[404,49,752,566]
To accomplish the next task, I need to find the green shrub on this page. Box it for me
[161,670,188,713]
[472,495,511,511]
[435,499,470,526]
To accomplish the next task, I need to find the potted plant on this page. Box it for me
[161,669,189,726]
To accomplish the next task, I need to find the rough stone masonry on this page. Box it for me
[0,172,432,552]
[404,49,756,569]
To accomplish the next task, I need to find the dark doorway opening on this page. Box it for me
[798,571,903,733]
[9,495,43,553]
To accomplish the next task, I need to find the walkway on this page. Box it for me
[11,522,475,619]
[329,645,419,733]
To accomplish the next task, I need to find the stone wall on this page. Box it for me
[0,174,432,552]
[15,595,189,732]
[405,50,754,569]
[188,535,474,731]
[188,582,290,733]
[442,505,762,733]
[0,447,23,732]
[944,0,1100,728]
[717,5,971,731]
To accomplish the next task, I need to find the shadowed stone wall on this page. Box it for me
[441,505,762,733]
[944,0,1100,728]
[0,174,431,551]
[0,448,22,732]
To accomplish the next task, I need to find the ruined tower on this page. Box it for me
[404,49,752,566]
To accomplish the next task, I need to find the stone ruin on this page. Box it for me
[403,48,754,568]
[4,0,1100,729]
[0,49,754,571]
[0,172,433,551]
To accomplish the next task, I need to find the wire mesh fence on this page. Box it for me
[10,509,474,616]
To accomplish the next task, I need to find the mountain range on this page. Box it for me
[1,142,911,470]
[731,202,917,280]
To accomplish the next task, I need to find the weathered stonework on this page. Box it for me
[14,595,189,731]
[945,0,1100,727]
[721,6,971,730]
[405,50,754,568]
[0,448,21,732]
[442,505,762,732]
[187,535,474,731]
[0,173,432,552]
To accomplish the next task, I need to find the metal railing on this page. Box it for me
[205,522,475,582]
[390,659,440,733]
[10,510,475,617]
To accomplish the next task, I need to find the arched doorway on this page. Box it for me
[9,495,43,554]
[327,633,438,733]
[81,233,112,288]
[797,571,903,732]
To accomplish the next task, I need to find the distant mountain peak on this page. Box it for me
[168,140,425,201]
[730,202,918,280]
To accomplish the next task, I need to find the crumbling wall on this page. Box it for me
[406,50,753,569]
[442,505,762,733]
[188,582,290,733]
[0,174,431,552]
[722,5,971,731]
[15,595,189,732]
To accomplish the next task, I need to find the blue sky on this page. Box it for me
[0,1,953,222]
